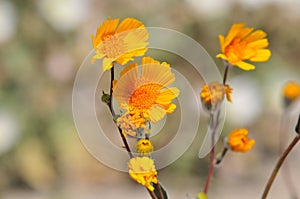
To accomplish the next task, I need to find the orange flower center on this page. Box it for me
[129,83,161,110]
[225,38,247,63]
[100,34,127,58]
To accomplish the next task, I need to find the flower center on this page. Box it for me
[225,38,247,63]
[100,34,127,58]
[129,83,161,110]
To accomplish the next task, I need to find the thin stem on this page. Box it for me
[118,127,134,158]
[157,182,164,199]
[108,66,154,199]
[222,61,230,85]
[147,189,157,199]
[215,147,228,165]
[109,66,115,116]
[278,111,298,198]
[262,135,300,199]
[203,110,221,194]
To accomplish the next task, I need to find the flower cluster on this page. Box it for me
[92,17,179,195]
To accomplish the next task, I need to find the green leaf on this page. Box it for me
[153,183,168,199]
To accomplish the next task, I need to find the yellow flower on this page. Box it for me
[227,128,255,152]
[128,157,158,191]
[136,139,153,155]
[282,81,300,102]
[216,23,271,70]
[113,56,180,124]
[91,17,149,71]
[200,82,232,110]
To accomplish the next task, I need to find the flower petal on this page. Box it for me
[244,30,267,43]
[249,49,271,62]
[149,105,166,123]
[247,38,269,49]
[223,23,245,47]
[92,18,119,47]
[156,87,180,105]
[116,18,145,33]
[235,61,256,70]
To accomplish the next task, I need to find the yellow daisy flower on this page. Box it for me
[91,17,149,71]
[128,157,158,191]
[227,128,255,152]
[136,139,153,155]
[216,23,271,70]
[282,81,300,103]
[113,56,180,124]
[200,82,232,111]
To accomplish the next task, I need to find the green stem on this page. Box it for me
[262,135,300,199]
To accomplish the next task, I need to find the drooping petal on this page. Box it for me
[149,105,166,123]
[235,61,256,70]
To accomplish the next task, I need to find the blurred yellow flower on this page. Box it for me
[282,81,300,102]
[113,57,180,124]
[128,157,158,191]
[227,128,255,152]
[200,82,232,110]
[216,23,271,70]
[197,192,208,199]
[91,17,149,71]
[136,139,153,155]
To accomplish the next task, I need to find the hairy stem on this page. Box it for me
[262,135,300,199]
[203,110,221,194]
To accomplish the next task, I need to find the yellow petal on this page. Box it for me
[102,58,115,71]
[224,24,245,47]
[116,18,144,33]
[218,35,225,52]
[93,18,119,47]
[237,27,253,39]
[247,38,269,49]
[235,61,256,70]
[216,53,228,60]
[116,48,148,65]
[149,105,166,123]
[156,88,180,105]
[141,57,175,87]
[91,53,105,64]
[249,49,271,62]
[166,103,176,114]
[120,63,138,77]
[244,30,267,43]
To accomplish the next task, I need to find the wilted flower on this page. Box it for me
[200,82,232,111]
[227,128,255,152]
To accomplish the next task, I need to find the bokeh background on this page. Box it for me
[1,0,300,198]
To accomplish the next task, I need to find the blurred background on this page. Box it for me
[1,0,300,198]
